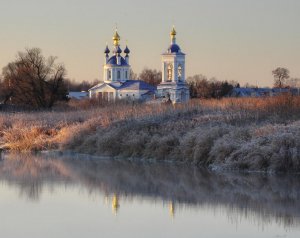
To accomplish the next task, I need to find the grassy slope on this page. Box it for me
[1,96,300,172]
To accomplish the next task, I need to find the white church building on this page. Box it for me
[89,27,189,104]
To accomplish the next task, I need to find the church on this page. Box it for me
[157,27,190,103]
[89,27,189,104]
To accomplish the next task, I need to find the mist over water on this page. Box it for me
[0,153,300,238]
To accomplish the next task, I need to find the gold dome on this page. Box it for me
[170,26,177,37]
[113,30,121,46]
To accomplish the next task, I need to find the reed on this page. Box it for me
[1,96,300,172]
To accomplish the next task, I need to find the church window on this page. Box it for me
[108,70,111,79]
[117,71,121,79]
[178,65,182,81]
[125,71,128,79]
[167,64,173,81]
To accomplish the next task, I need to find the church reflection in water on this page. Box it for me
[1,153,300,227]
[104,192,175,218]
[111,194,120,215]
[169,201,175,218]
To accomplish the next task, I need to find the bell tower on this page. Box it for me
[157,27,190,103]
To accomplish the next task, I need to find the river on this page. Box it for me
[0,152,299,238]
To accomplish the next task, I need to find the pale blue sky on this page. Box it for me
[1,0,300,86]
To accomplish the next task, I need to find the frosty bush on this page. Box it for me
[1,97,300,172]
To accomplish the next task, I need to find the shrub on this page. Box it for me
[1,97,300,172]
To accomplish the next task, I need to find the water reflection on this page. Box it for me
[112,194,120,215]
[169,201,175,218]
[1,153,300,228]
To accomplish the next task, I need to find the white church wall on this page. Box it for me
[104,65,130,82]
[89,84,117,101]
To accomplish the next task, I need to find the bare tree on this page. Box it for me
[139,68,162,86]
[187,74,234,98]
[65,78,100,92]
[130,69,138,80]
[285,78,300,88]
[2,48,67,109]
[187,74,209,98]
[272,67,290,88]
[0,76,13,104]
[244,83,257,88]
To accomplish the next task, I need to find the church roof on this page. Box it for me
[168,43,181,53]
[164,43,185,55]
[68,91,89,100]
[104,80,156,92]
[118,80,156,92]
[106,55,129,66]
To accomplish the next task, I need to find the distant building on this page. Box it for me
[89,27,190,104]
[67,91,89,100]
[88,30,156,102]
[157,27,190,103]
[229,87,300,97]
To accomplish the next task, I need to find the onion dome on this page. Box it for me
[124,45,130,55]
[113,30,121,46]
[170,26,177,38]
[113,45,122,54]
[104,45,110,54]
[167,26,182,53]
[168,44,181,53]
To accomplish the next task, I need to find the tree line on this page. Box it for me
[272,67,300,89]
[1,47,299,109]
[0,48,67,109]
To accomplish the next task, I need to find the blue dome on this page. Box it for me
[168,44,181,53]
[113,46,122,54]
[107,55,128,66]
[104,46,110,54]
[124,46,130,54]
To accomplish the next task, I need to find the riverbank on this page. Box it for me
[1,96,300,172]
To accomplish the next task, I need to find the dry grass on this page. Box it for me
[1,96,300,172]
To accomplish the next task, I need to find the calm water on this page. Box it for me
[0,153,300,238]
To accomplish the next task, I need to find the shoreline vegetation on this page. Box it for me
[1,96,300,173]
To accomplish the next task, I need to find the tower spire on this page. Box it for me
[170,25,177,44]
[113,27,121,46]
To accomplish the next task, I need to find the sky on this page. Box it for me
[1,0,300,86]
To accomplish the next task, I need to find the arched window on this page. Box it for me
[167,64,173,81]
[178,65,182,81]
[108,70,111,80]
